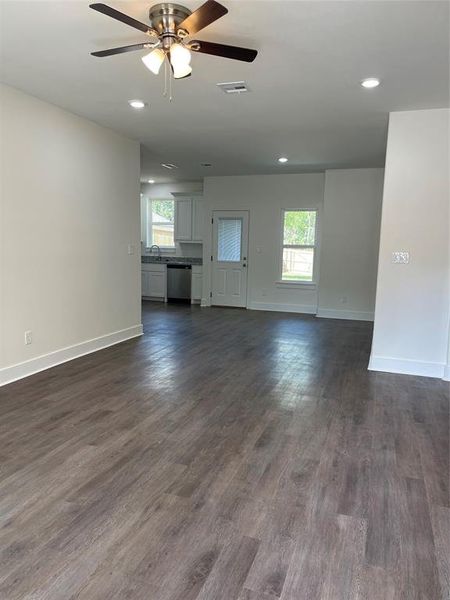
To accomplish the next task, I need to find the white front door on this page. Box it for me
[211,211,249,307]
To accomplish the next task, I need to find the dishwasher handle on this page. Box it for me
[167,264,192,269]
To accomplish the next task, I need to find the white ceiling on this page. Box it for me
[1,1,449,183]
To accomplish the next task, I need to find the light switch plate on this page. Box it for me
[392,251,409,264]
[128,244,135,255]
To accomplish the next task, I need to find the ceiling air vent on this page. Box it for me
[217,81,250,94]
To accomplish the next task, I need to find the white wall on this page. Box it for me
[0,84,142,385]
[445,321,450,381]
[370,108,450,378]
[202,174,325,312]
[318,169,384,321]
[140,180,203,258]
[446,207,450,381]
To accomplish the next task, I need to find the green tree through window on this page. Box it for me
[148,199,175,247]
[282,210,317,282]
[283,210,316,245]
[152,199,174,222]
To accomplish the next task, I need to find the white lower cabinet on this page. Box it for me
[141,263,166,300]
[142,262,202,303]
[191,265,203,303]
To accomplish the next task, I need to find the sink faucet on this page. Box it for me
[149,245,161,260]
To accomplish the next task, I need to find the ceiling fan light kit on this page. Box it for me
[90,1,257,99]
[142,48,165,74]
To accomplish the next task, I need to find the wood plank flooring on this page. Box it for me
[0,302,448,599]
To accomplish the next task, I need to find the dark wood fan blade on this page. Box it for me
[177,0,228,35]
[91,43,152,57]
[191,40,257,62]
[90,3,154,35]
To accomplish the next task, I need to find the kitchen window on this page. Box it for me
[147,199,175,249]
[280,209,318,283]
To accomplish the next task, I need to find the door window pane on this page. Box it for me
[283,210,316,245]
[282,247,314,281]
[218,218,242,262]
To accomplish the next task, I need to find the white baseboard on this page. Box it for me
[317,308,374,321]
[368,354,446,379]
[443,364,450,382]
[0,324,143,387]
[247,302,317,315]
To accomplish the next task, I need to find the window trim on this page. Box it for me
[146,197,176,252]
[279,208,319,286]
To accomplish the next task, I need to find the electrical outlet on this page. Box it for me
[392,251,410,264]
[24,330,32,345]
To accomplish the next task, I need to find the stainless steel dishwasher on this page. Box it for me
[166,263,192,303]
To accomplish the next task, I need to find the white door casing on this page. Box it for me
[211,211,249,308]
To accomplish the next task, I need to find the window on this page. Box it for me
[281,209,317,283]
[147,199,175,248]
[217,218,242,262]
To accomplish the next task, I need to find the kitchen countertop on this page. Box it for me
[142,256,202,265]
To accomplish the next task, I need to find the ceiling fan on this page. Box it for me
[90,1,258,80]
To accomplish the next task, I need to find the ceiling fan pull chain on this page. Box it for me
[169,60,173,102]
[163,56,168,97]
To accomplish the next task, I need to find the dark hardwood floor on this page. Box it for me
[0,302,448,599]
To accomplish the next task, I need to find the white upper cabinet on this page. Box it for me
[175,198,193,241]
[192,198,204,242]
[174,195,204,243]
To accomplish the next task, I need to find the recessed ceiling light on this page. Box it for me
[278,157,288,163]
[148,179,155,184]
[128,99,146,109]
[361,78,380,89]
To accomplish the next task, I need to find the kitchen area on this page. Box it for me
[141,191,204,305]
